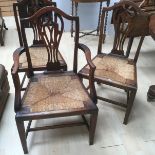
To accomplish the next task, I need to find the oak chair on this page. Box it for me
[13,0,67,89]
[12,6,98,154]
[78,0,148,124]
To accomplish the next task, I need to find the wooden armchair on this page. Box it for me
[12,6,98,154]
[13,0,67,90]
[78,0,148,124]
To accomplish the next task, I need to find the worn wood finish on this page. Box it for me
[78,0,147,125]
[12,6,98,154]
[71,0,110,38]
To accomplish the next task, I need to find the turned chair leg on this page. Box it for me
[123,90,136,125]
[16,118,28,154]
[71,0,74,37]
[89,112,98,145]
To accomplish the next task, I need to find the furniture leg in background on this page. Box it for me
[71,0,110,38]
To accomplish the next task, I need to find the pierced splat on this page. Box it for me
[111,5,143,56]
[30,12,64,70]
[16,0,56,46]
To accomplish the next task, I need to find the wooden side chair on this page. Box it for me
[78,0,148,124]
[13,0,67,90]
[12,6,98,154]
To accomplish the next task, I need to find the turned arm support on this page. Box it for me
[78,43,97,104]
[11,47,25,112]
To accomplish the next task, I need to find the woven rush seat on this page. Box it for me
[21,72,93,114]
[19,47,65,70]
[79,54,136,87]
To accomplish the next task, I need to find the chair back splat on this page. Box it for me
[99,0,149,61]
[13,0,56,46]
[13,0,67,85]
[20,6,79,74]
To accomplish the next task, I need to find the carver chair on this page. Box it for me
[78,0,148,124]
[13,0,67,90]
[12,6,98,154]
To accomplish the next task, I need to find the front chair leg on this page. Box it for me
[89,111,98,145]
[123,90,136,125]
[15,118,28,154]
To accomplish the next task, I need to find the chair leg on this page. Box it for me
[123,90,136,125]
[89,111,98,145]
[96,2,103,35]
[15,118,28,154]
[71,0,74,37]
[0,31,4,46]
[126,37,134,57]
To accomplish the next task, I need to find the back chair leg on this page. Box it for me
[89,111,98,145]
[123,90,136,125]
[16,118,28,154]
[126,37,134,57]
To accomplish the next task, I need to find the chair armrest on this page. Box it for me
[78,43,96,69]
[12,47,25,74]
[78,43,97,104]
[11,47,25,112]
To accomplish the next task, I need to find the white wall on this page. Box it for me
[54,0,117,31]
[4,0,117,31]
